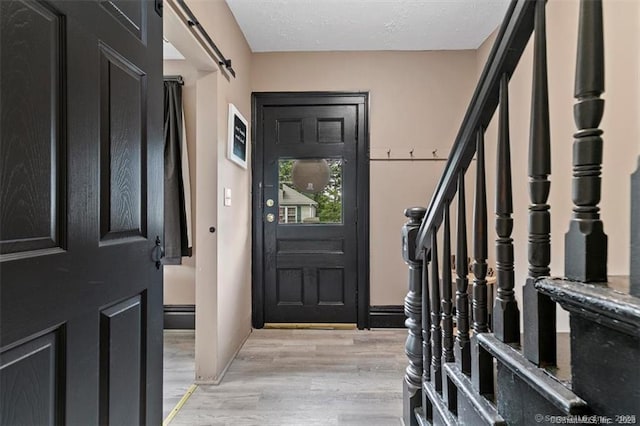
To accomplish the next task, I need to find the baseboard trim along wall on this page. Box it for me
[369,305,405,328]
[164,304,196,330]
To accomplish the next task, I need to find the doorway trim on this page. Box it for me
[251,92,370,329]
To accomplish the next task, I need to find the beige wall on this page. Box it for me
[478,0,640,332]
[165,0,639,366]
[163,0,252,383]
[251,51,478,305]
[184,0,253,383]
[163,60,198,306]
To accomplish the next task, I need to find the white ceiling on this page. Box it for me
[225,0,510,52]
[163,39,186,60]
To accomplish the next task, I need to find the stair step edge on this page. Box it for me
[536,277,640,337]
[414,407,429,426]
[443,363,506,426]
[423,380,459,426]
[478,333,588,415]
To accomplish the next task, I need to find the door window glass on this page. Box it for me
[278,159,342,224]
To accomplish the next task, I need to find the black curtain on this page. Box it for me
[164,80,191,264]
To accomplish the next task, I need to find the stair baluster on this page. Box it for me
[441,204,455,364]
[523,0,556,367]
[455,171,471,375]
[471,129,493,396]
[565,0,608,283]
[430,230,443,393]
[422,250,432,382]
[493,74,520,344]
[472,129,489,333]
[402,207,426,426]
[440,203,457,411]
[421,254,433,421]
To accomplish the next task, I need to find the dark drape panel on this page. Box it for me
[164,80,191,264]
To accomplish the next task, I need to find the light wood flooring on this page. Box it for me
[163,330,196,420]
[164,328,407,426]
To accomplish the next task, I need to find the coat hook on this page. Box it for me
[409,148,414,158]
[386,148,391,158]
[432,149,438,158]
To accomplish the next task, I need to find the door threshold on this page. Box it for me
[264,323,356,330]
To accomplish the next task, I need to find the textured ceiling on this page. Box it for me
[163,39,186,60]
[225,0,510,52]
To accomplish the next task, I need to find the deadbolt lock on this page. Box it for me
[266,199,274,207]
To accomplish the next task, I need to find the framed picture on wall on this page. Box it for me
[227,103,248,169]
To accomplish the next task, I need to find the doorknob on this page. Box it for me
[266,213,275,223]
[152,236,164,269]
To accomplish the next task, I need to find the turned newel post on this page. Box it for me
[565,0,608,282]
[402,206,427,426]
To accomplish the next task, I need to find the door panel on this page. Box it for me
[99,296,143,425]
[255,94,367,325]
[0,0,64,257]
[0,1,162,424]
[99,42,147,242]
[0,330,63,425]
[100,0,147,42]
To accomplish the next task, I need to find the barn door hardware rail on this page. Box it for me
[173,0,236,79]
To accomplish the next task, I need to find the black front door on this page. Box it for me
[253,93,369,327]
[0,1,163,424]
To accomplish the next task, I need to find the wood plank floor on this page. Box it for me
[167,328,407,426]
[163,330,196,420]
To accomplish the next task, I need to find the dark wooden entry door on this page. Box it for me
[0,1,163,424]
[253,93,369,327]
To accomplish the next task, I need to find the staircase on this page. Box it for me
[400,1,640,424]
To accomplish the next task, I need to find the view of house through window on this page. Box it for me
[278,158,342,224]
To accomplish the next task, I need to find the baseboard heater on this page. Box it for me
[369,305,405,328]
[164,304,195,330]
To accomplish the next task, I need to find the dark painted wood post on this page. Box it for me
[565,0,608,283]
[421,254,432,416]
[471,129,493,395]
[493,74,520,344]
[472,129,489,333]
[422,253,433,380]
[523,0,556,367]
[430,229,442,393]
[440,203,457,410]
[455,171,471,375]
[631,159,640,297]
[442,204,455,363]
[402,207,426,426]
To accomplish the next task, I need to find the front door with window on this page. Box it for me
[252,93,369,327]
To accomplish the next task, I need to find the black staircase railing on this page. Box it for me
[493,74,520,346]
[522,0,555,368]
[401,0,640,424]
[564,0,608,283]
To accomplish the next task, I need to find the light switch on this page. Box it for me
[224,187,232,207]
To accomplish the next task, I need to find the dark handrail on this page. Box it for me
[415,0,540,253]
